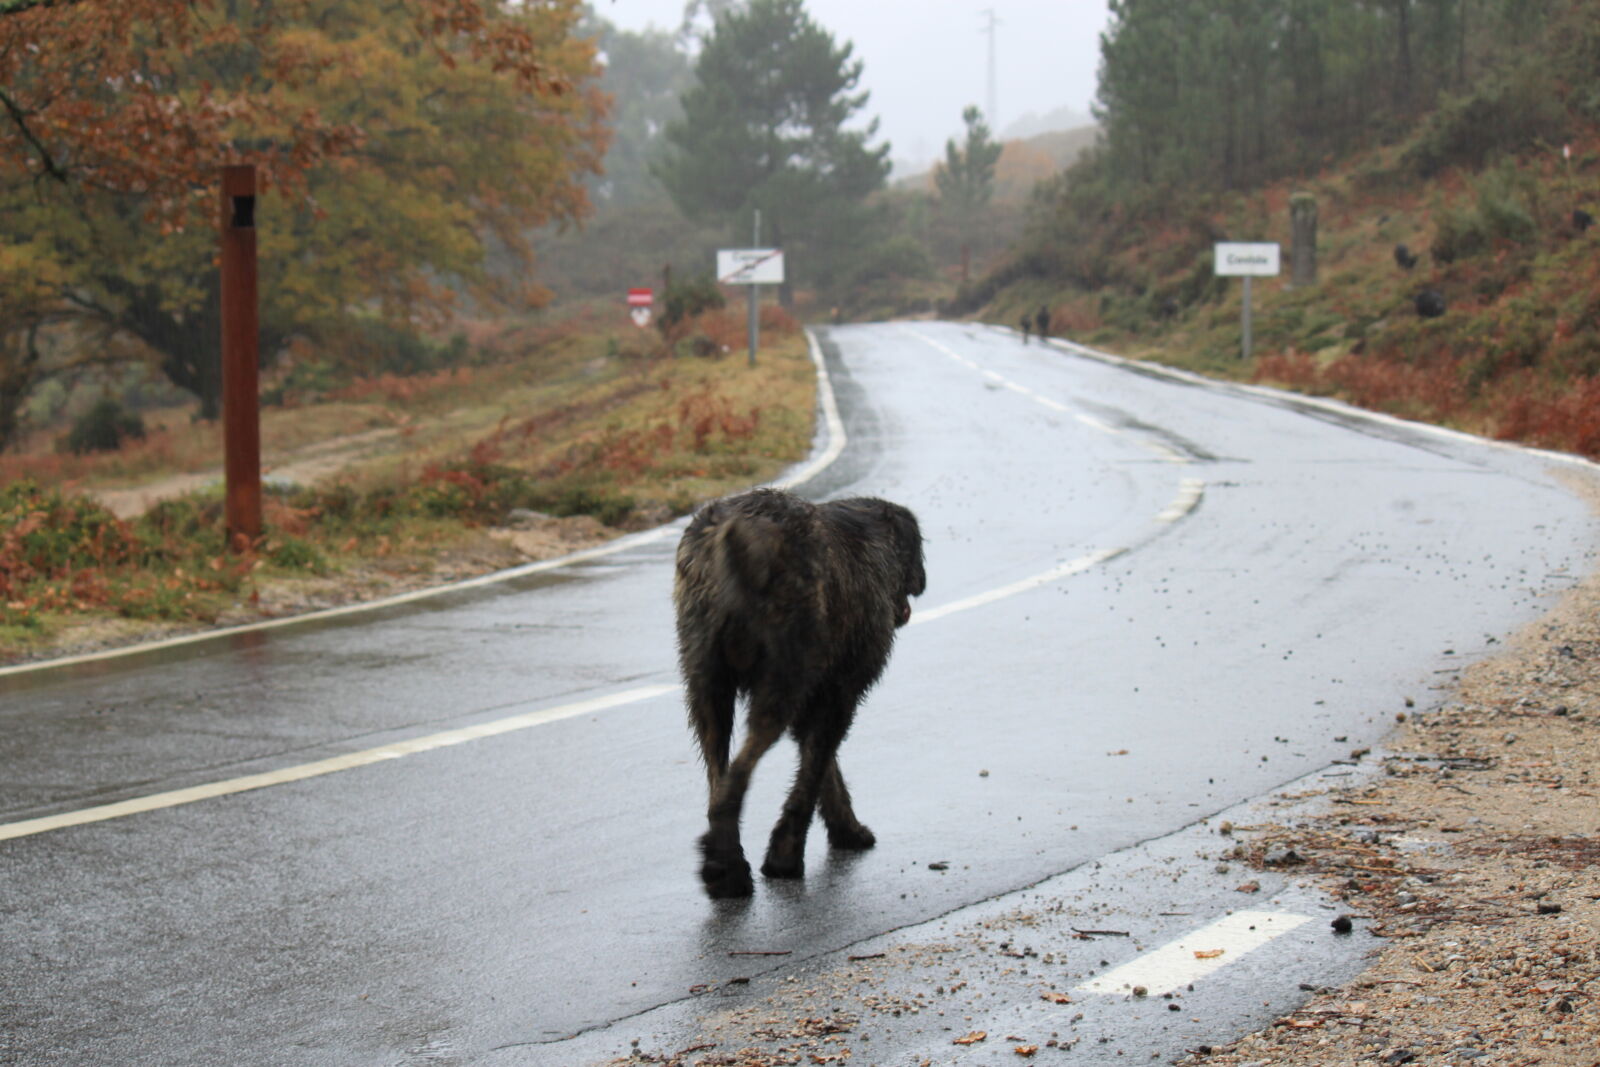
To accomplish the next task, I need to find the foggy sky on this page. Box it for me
[595,0,1111,171]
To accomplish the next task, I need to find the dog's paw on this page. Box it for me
[827,822,876,851]
[760,853,805,880]
[701,853,754,898]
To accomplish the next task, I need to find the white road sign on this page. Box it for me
[717,248,785,285]
[1214,242,1281,276]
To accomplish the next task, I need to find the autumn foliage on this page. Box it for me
[0,0,608,441]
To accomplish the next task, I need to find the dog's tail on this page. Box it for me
[676,503,786,622]
[706,511,783,611]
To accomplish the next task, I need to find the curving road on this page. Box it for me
[0,322,1594,1065]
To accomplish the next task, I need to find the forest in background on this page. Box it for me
[968,0,1600,459]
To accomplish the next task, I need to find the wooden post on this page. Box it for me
[1290,192,1318,288]
[220,164,261,550]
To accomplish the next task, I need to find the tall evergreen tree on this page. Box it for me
[934,106,1003,282]
[653,0,890,304]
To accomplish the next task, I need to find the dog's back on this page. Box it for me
[673,489,923,695]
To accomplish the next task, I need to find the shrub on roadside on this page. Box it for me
[63,397,146,455]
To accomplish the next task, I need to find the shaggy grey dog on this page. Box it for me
[673,488,926,898]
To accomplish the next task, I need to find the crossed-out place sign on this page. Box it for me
[718,247,784,366]
[717,248,785,285]
[1214,242,1280,359]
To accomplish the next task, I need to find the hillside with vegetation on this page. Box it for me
[967,1,1600,458]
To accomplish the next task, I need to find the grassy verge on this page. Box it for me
[0,308,817,662]
[981,134,1600,458]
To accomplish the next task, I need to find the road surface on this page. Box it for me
[1,322,1593,1065]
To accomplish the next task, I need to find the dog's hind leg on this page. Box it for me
[819,760,876,851]
[700,713,784,899]
[686,673,735,790]
[762,694,853,880]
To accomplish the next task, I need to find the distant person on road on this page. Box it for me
[1019,313,1031,344]
[1035,305,1051,340]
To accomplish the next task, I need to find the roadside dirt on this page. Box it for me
[1179,473,1600,1067]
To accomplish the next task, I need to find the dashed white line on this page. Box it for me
[910,548,1126,625]
[1157,478,1207,523]
[1076,910,1313,996]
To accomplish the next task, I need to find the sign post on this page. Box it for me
[220,164,261,550]
[1213,242,1280,360]
[716,240,785,367]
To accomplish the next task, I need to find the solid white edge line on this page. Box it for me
[768,328,847,490]
[0,684,681,843]
[0,330,847,682]
[1075,909,1313,997]
[4,325,1204,842]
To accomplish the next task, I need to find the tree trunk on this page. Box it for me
[0,321,42,453]
[1394,0,1414,112]
[104,277,224,420]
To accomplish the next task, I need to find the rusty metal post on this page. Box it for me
[220,164,261,550]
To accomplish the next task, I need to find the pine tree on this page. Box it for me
[654,0,890,305]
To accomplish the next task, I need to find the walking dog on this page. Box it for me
[673,489,926,898]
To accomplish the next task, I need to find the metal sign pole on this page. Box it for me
[220,164,261,550]
[1241,275,1253,361]
[747,210,760,367]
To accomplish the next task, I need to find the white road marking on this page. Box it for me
[0,325,1209,843]
[1157,478,1207,523]
[1076,910,1313,997]
[0,331,848,683]
[910,548,1126,625]
[769,329,847,491]
[0,684,680,843]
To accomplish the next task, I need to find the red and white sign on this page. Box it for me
[626,287,653,307]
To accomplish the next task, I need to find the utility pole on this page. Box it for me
[981,8,1000,130]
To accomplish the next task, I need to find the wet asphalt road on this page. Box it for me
[1,322,1595,1065]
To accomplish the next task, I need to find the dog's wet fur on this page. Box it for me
[673,488,926,898]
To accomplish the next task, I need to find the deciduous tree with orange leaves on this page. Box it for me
[0,0,607,439]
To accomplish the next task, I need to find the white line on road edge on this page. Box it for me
[769,329,847,491]
[1075,910,1313,997]
[0,684,681,843]
[0,331,847,683]
[0,327,1197,843]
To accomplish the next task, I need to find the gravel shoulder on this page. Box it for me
[1190,470,1600,1067]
